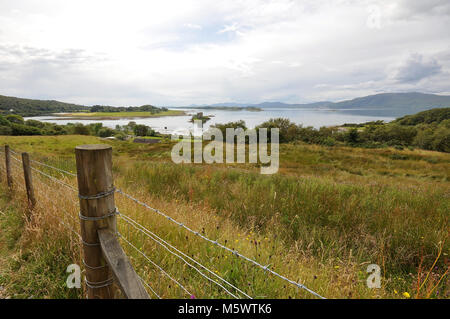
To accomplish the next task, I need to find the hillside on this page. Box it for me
[191,92,450,117]
[393,107,450,126]
[0,95,88,117]
[330,92,450,115]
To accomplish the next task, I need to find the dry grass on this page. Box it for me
[0,135,448,299]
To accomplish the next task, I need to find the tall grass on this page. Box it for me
[0,135,448,298]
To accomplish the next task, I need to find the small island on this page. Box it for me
[189,112,212,124]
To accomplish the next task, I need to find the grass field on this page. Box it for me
[55,110,185,119]
[0,135,448,299]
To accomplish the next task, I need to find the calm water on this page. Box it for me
[26,108,395,135]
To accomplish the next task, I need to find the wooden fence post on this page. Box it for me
[5,145,13,189]
[75,144,116,299]
[21,152,36,210]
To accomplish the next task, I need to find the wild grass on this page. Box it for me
[0,135,448,299]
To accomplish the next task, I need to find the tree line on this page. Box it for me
[0,108,448,153]
[0,114,159,140]
[211,108,449,153]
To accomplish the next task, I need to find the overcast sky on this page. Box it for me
[1,0,449,106]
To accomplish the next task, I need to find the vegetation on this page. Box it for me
[57,110,184,120]
[190,112,211,124]
[240,108,449,152]
[0,94,181,118]
[90,104,167,113]
[0,94,88,117]
[0,115,162,139]
[0,135,448,299]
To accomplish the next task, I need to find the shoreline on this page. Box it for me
[50,110,187,120]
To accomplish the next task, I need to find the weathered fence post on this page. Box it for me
[21,152,36,210]
[75,144,150,299]
[75,144,116,299]
[5,145,13,189]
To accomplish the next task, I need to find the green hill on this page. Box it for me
[0,95,88,117]
[393,107,450,126]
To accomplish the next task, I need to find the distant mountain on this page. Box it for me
[328,92,450,117]
[187,92,450,117]
[0,94,88,117]
[187,101,333,108]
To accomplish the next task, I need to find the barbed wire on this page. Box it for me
[7,147,77,177]
[31,166,78,192]
[119,212,252,298]
[29,159,77,177]
[116,189,325,299]
[9,148,19,156]
[137,274,161,299]
[119,213,243,299]
[119,234,192,297]
[9,153,22,164]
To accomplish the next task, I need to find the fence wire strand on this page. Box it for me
[116,188,325,299]
[119,213,242,299]
[30,158,77,177]
[119,234,192,297]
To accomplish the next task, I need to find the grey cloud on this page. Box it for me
[0,45,105,66]
[392,0,450,19]
[393,53,442,83]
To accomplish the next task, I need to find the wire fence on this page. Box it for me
[0,146,326,299]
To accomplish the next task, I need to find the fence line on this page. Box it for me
[0,144,326,299]
[137,274,161,299]
[2,151,81,246]
[119,213,245,299]
[115,188,325,299]
[119,212,252,299]
[30,158,78,177]
[30,166,78,193]
[119,234,192,297]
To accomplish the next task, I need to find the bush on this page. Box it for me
[6,114,24,124]
[114,132,127,140]
[10,123,42,135]
[72,123,90,135]
[133,124,148,136]
[98,127,115,137]
[0,125,12,135]
[256,118,299,143]
[344,128,359,144]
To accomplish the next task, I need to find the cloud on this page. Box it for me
[0,0,449,105]
[184,23,202,30]
[389,0,450,19]
[392,53,442,83]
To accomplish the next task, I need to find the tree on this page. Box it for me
[98,127,115,137]
[133,124,148,136]
[345,128,359,144]
[72,123,90,135]
[256,118,299,143]
[6,114,24,124]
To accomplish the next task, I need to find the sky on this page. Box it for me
[0,0,449,106]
